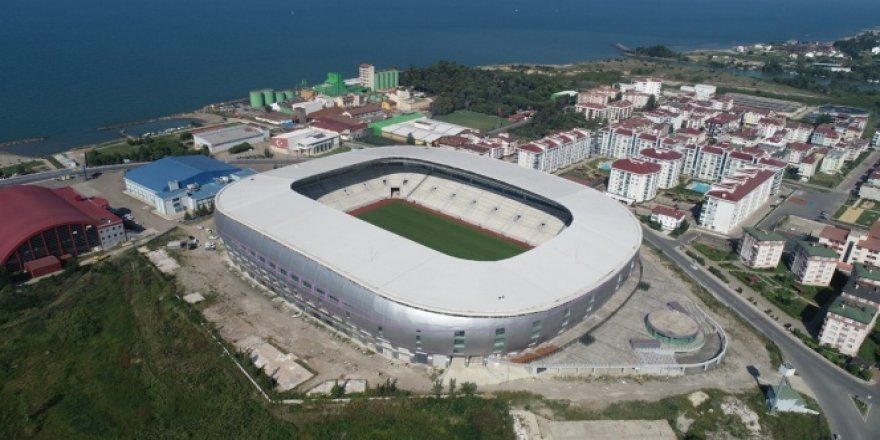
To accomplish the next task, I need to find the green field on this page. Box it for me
[0,251,513,439]
[354,200,528,261]
[434,110,510,132]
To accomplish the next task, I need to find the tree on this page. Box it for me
[645,94,657,110]
[406,133,416,145]
[460,382,477,396]
[263,148,273,158]
[671,219,690,238]
[447,378,457,396]
[432,380,444,398]
[813,113,834,126]
[330,380,346,398]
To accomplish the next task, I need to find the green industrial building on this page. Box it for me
[373,69,399,91]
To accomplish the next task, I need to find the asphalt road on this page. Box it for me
[760,149,880,230]
[644,227,880,439]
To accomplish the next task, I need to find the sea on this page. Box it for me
[2,0,879,156]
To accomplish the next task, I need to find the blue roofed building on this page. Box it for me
[123,155,254,217]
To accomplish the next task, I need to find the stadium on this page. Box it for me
[215,146,641,366]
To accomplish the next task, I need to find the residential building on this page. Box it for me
[633,77,662,96]
[797,154,818,180]
[698,168,775,234]
[639,148,683,189]
[605,158,661,204]
[819,150,846,174]
[818,225,851,259]
[818,273,880,356]
[739,227,786,269]
[516,128,592,173]
[791,240,839,286]
[358,64,399,91]
[694,146,727,182]
[123,156,253,217]
[606,100,634,123]
[650,205,687,231]
[694,84,717,100]
[872,130,880,147]
[785,142,813,164]
[192,124,270,154]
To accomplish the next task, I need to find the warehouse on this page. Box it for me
[380,117,470,145]
[0,186,126,274]
[192,124,270,153]
[123,155,253,217]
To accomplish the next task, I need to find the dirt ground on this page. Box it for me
[169,218,777,405]
[172,220,436,393]
[482,248,778,410]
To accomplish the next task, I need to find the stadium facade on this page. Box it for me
[215,147,641,366]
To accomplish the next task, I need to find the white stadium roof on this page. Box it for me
[216,147,641,317]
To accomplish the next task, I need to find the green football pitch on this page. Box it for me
[353,200,529,261]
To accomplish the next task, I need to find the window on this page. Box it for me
[290,273,299,282]
[378,326,384,338]
[279,268,287,276]
[258,256,266,263]
[316,288,326,296]
[328,295,339,303]
[303,281,312,289]
[453,330,465,354]
[268,262,276,270]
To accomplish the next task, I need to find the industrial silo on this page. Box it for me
[249,90,264,108]
[262,88,275,105]
[283,89,295,100]
[275,91,286,103]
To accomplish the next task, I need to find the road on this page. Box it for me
[759,148,880,230]
[644,228,879,439]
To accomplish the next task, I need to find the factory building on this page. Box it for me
[123,156,254,217]
[192,124,270,154]
[0,186,126,275]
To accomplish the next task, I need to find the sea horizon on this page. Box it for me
[2,0,879,156]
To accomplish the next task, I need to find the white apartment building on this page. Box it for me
[605,158,661,205]
[791,240,839,286]
[820,150,846,174]
[639,148,683,189]
[739,227,786,269]
[698,168,775,234]
[516,128,592,173]
[722,151,756,178]
[694,146,727,182]
[818,276,880,356]
[596,127,637,158]
[633,77,662,96]
[797,155,818,180]
[650,205,687,231]
[359,64,375,90]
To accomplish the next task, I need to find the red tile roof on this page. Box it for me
[651,205,686,220]
[640,148,683,161]
[612,158,662,175]
[705,170,774,202]
[820,225,850,243]
[858,237,880,253]
[788,142,812,152]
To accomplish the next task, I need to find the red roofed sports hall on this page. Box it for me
[0,186,126,275]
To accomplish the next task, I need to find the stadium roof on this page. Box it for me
[124,155,241,194]
[217,147,641,317]
[0,186,121,263]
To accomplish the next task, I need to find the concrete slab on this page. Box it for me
[307,379,367,395]
[536,417,677,440]
[182,292,206,304]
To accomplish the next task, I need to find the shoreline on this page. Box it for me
[9,26,878,166]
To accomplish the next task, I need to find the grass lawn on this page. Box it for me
[434,110,510,132]
[856,208,880,228]
[0,252,513,439]
[692,242,737,262]
[360,134,399,146]
[858,323,880,363]
[97,141,137,156]
[808,172,843,189]
[354,200,528,261]
[0,160,45,176]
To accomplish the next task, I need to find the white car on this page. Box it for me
[208,235,218,240]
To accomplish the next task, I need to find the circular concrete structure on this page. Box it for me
[215,146,642,365]
[646,309,699,345]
